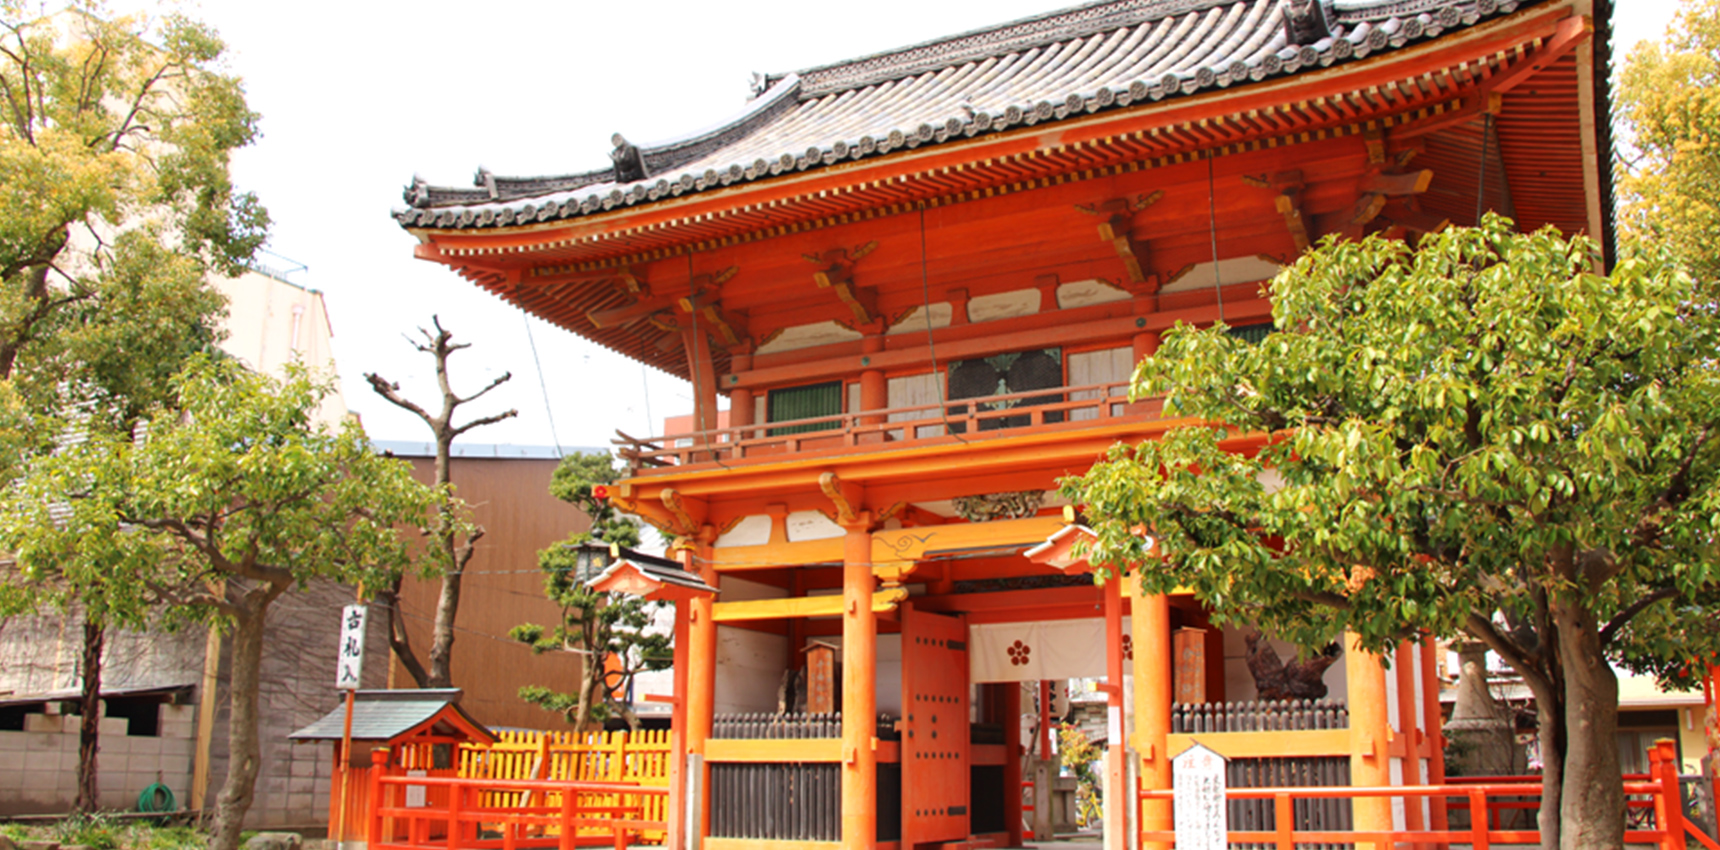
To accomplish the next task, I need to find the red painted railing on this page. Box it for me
[1139,741,1702,850]
[614,379,1152,472]
[366,750,668,850]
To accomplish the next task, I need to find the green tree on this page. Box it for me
[0,358,437,850]
[1,1,260,812]
[0,1,265,394]
[512,451,671,730]
[1617,0,1720,282]
[1066,218,1720,850]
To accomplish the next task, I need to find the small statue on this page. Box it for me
[1244,630,1341,700]
[610,134,649,183]
[1283,0,1331,45]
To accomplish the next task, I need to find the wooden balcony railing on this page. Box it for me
[615,380,1151,472]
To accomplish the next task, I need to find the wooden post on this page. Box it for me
[1346,633,1393,850]
[729,350,754,433]
[1653,739,1687,850]
[1421,637,1449,833]
[1103,574,1127,850]
[681,542,717,845]
[841,518,877,850]
[667,596,688,850]
[1394,641,1427,849]
[1132,581,1172,850]
[334,688,357,848]
[191,618,222,811]
[1003,682,1024,847]
[367,747,388,849]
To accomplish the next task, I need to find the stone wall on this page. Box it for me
[0,580,387,826]
[0,704,195,815]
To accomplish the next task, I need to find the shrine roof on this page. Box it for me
[396,0,1542,231]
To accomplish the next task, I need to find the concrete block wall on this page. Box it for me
[0,703,194,816]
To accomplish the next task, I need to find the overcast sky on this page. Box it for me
[142,0,1683,451]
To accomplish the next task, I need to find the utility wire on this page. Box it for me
[522,314,563,455]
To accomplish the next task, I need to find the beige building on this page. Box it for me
[210,259,348,427]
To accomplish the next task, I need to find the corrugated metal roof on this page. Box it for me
[398,0,1537,230]
[288,689,493,742]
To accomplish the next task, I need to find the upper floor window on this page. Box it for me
[947,348,1063,431]
[767,381,843,436]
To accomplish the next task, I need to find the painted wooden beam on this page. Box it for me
[706,515,1067,571]
[711,587,909,622]
[1165,729,1351,759]
[705,737,842,763]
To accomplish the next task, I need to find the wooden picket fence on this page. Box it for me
[457,729,672,842]
[339,729,671,845]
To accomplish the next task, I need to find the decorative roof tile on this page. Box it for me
[397,0,1531,230]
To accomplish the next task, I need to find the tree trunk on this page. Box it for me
[380,577,430,688]
[426,514,460,688]
[1552,595,1624,850]
[211,604,268,850]
[1535,683,1565,850]
[73,617,104,814]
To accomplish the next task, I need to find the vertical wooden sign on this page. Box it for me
[807,642,837,714]
[1174,627,1207,704]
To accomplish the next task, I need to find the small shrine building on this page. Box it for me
[391,1,1612,849]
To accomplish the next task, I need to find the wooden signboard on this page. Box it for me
[1173,742,1227,850]
[806,642,837,714]
[1174,627,1207,704]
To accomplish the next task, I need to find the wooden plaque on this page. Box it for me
[1174,627,1207,704]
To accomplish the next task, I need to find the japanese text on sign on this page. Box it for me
[336,605,367,690]
[1173,743,1227,850]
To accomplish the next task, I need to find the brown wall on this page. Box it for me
[390,455,590,730]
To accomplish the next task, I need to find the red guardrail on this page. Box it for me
[1139,741,1699,850]
[365,749,669,850]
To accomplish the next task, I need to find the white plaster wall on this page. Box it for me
[714,626,789,715]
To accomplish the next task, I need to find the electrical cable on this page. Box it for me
[521,314,563,456]
[1207,151,1227,326]
[1475,112,1494,226]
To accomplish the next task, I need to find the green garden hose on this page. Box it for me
[137,782,176,813]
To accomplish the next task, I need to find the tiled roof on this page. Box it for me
[289,688,492,742]
[588,549,717,596]
[398,0,1536,230]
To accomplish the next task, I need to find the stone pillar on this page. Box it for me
[1444,643,1514,777]
[1346,633,1393,850]
[1131,582,1171,850]
[841,519,877,850]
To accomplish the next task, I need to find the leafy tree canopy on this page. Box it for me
[514,451,665,729]
[0,356,438,850]
[1066,217,1720,850]
[1617,0,1720,282]
[0,1,265,422]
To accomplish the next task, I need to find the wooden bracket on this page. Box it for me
[660,488,705,537]
[1076,192,1163,288]
[1246,170,1310,252]
[678,289,749,348]
[819,471,864,527]
[806,242,880,324]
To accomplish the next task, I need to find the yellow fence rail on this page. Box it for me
[452,729,672,842]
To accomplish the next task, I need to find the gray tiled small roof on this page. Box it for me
[289,688,493,742]
[589,549,717,596]
[398,0,1535,230]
